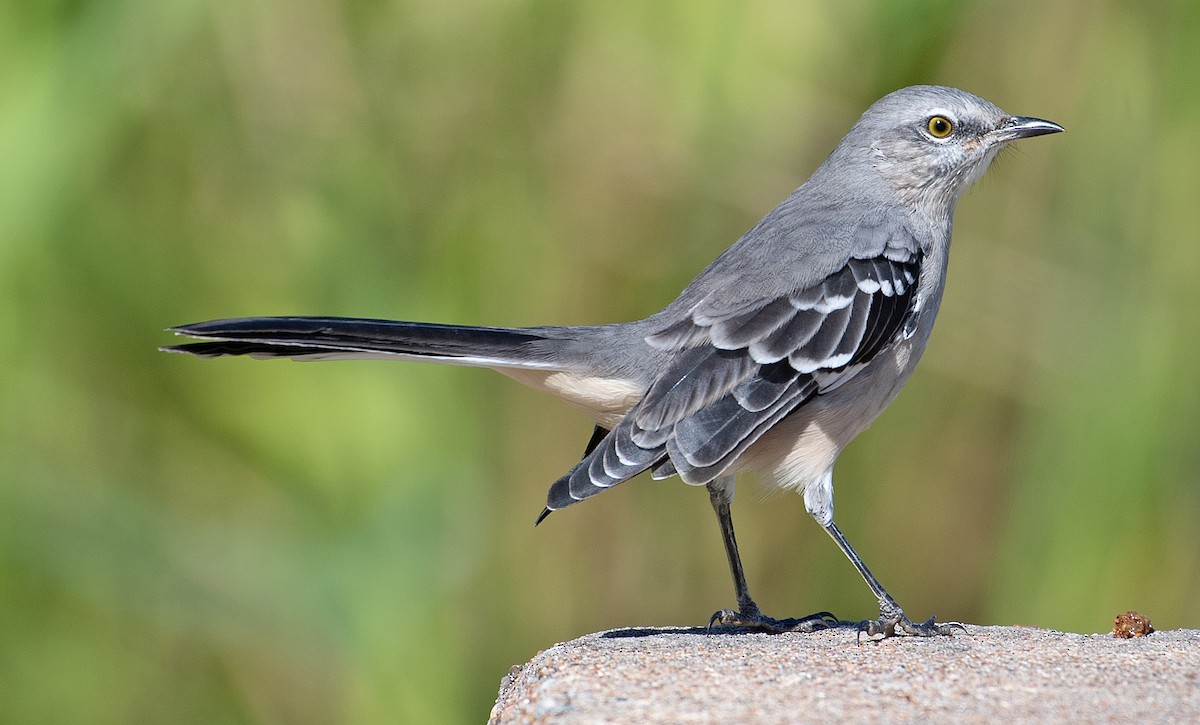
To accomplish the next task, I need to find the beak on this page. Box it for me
[993,115,1064,143]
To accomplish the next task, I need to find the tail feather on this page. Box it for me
[164,316,569,370]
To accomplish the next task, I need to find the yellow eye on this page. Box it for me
[927,115,953,138]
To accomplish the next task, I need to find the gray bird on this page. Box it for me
[165,85,1062,638]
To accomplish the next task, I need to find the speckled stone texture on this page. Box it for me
[491,625,1200,724]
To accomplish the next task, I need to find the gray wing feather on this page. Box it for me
[550,414,666,507]
[667,376,818,481]
[793,301,854,371]
[632,347,759,433]
[749,309,824,363]
[670,373,818,468]
[706,297,797,350]
[731,360,797,412]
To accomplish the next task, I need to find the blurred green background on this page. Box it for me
[3,0,1199,722]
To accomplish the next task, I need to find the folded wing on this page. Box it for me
[543,253,922,513]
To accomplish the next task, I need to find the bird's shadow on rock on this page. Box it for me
[601,627,707,639]
[601,622,860,639]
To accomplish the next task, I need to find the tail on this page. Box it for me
[163,316,575,371]
[166,315,658,524]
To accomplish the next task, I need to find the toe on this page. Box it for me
[857,612,965,640]
[708,608,838,634]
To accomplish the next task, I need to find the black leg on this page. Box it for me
[705,478,836,634]
[823,521,964,639]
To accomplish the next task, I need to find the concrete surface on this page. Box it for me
[490,624,1200,724]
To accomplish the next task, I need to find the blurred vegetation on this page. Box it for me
[2,0,1199,722]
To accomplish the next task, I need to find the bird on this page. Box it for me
[165,85,1063,638]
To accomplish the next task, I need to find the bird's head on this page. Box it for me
[833,85,1063,213]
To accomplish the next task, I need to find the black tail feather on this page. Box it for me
[165,316,559,366]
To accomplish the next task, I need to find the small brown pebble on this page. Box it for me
[1112,611,1154,638]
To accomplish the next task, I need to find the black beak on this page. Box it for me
[994,115,1065,142]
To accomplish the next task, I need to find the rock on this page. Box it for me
[491,624,1200,724]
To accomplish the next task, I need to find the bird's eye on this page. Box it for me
[927,115,954,138]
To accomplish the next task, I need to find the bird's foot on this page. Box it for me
[854,600,966,642]
[707,602,838,634]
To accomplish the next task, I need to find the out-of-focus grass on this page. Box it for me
[2,0,1199,722]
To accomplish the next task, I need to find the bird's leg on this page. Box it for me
[705,478,837,633]
[823,521,964,639]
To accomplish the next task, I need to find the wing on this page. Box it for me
[542,252,922,513]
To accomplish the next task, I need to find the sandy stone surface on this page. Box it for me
[490,624,1200,724]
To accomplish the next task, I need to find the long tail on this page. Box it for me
[164,316,576,371]
[166,315,660,522]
